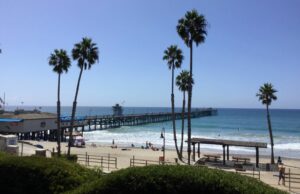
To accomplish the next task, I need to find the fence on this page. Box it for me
[285,168,300,191]
[77,152,117,170]
[235,167,260,180]
[130,156,175,167]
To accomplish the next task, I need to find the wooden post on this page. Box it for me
[226,145,229,160]
[108,154,110,170]
[289,168,291,191]
[197,143,200,158]
[85,152,88,166]
[192,143,195,161]
[256,147,259,168]
[21,142,23,156]
[222,145,225,165]
[133,155,135,167]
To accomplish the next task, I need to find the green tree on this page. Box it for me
[256,83,278,164]
[48,49,71,156]
[176,70,193,159]
[177,9,207,164]
[67,38,99,156]
[163,45,183,160]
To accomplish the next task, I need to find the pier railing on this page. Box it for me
[82,108,217,131]
[76,152,117,170]
[85,108,217,120]
[130,156,176,167]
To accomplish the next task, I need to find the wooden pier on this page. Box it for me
[12,108,217,141]
[83,108,217,130]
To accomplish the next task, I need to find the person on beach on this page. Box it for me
[277,156,282,164]
[278,162,285,185]
[111,139,117,148]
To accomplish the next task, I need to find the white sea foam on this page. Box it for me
[273,143,300,150]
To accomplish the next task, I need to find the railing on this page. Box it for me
[285,168,300,191]
[235,167,260,180]
[77,152,117,170]
[130,156,175,167]
[85,109,215,119]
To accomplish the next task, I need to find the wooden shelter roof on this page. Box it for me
[190,138,267,148]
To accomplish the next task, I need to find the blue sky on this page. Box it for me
[0,0,299,109]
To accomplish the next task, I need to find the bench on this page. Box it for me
[203,154,221,162]
[232,156,250,164]
[194,159,206,166]
[234,163,246,171]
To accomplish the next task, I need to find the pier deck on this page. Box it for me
[1,108,217,141]
[83,108,217,130]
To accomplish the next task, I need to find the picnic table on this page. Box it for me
[203,154,221,162]
[232,156,250,164]
[234,163,246,171]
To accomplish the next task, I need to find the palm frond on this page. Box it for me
[72,37,99,70]
[163,45,184,70]
[176,70,194,92]
[176,9,207,47]
[257,83,278,105]
[48,49,71,74]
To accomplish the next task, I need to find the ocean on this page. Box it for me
[5,106,300,159]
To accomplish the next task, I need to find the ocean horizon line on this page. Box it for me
[3,105,300,111]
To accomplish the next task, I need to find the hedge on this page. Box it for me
[0,153,100,194]
[71,165,287,194]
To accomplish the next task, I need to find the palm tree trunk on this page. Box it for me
[171,66,181,159]
[180,91,186,159]
[67,67,84,156]
[266,105,275,164]
[57,73,61,156]
[187,41,193,165]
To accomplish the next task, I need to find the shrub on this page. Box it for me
[72,165,287,194]
[57,154,78,162]
[0,154,100,194]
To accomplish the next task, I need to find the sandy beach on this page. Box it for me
[19,140,300,193]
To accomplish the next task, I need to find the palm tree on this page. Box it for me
[177,9,207,164]
[163,45,183,160]
[176,70,193,159]
[256,83,278,164]
[48,49,71,156]
[67,37,99,156]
